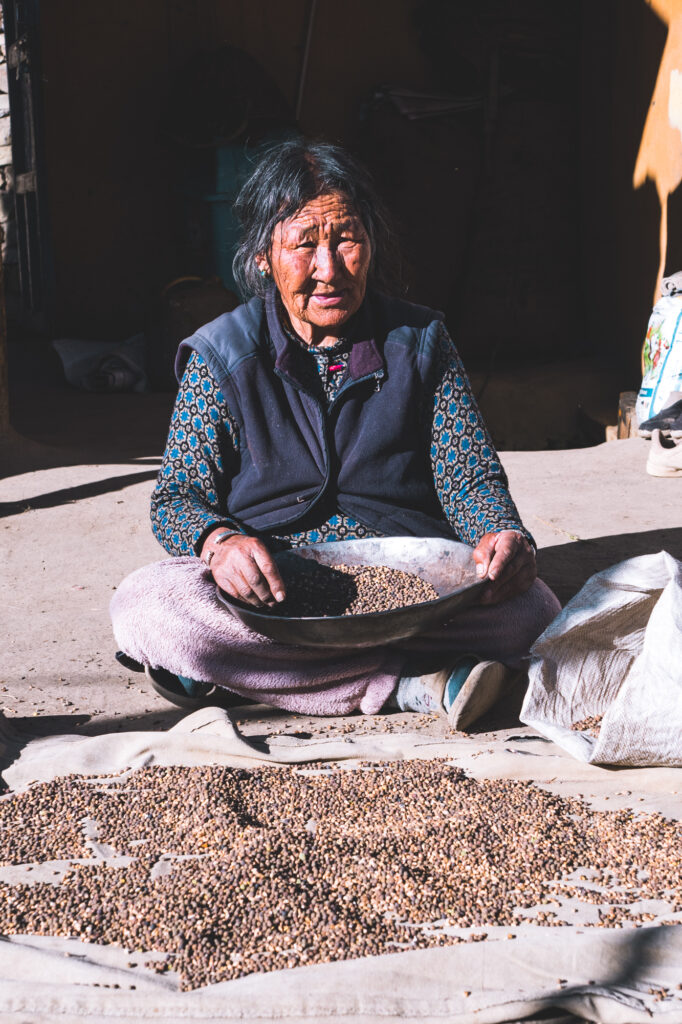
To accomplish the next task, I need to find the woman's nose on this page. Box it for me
[313,244,339,281]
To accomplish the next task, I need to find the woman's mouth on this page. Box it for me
[311,292,347,307]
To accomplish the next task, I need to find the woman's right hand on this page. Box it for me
[200,531,286,608]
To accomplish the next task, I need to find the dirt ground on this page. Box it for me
[1,353,681,747]
[3,347,682,1024]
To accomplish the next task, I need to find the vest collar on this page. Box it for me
[265,283,384,383]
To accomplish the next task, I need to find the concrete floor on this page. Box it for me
[2,354,681,749]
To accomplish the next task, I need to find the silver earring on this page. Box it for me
[259,268,269,279]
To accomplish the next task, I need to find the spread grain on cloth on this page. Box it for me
[1,760,682,992]
[2,709,682,1023]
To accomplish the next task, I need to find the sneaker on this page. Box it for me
[638,397,682,438]
[646,429,682,476]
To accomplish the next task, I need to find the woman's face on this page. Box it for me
[261,192,372,345]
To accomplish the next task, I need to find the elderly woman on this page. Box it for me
[111,140,560,728]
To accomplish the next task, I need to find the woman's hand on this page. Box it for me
[200,530,286,608]
[472,530,536,605]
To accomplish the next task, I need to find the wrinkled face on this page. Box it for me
[261,192,372,344]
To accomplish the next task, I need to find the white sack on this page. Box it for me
[521,550,682,766]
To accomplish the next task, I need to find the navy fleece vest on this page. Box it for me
[175,286,459,540]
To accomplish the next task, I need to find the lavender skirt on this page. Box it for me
[111,557,560,716]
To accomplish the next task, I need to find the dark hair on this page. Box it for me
[232,139,403,299]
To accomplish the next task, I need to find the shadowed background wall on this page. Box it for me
[26,0,680,444]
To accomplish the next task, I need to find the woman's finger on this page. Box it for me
[215,560,257,603]
[231,554,274,606]
[210,552,264,606]
[231,543,285,606]
[479,533,536,604]
[215,576,242,603]
[488,546,529,588]
[251,546,286,603]
[241,551,279,605]
[486,533,524,582]
[205,536,282,607]
[472,533,497,578]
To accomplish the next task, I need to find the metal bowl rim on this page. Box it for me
[216,536,483,623]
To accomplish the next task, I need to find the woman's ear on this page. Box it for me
[255,255,271,279]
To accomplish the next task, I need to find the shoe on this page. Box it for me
[115,650,145,672]
[646,429,682,476]
[638,397,682,438]
[445,659,515,731]
[395,654,514,730]
[145,666,254,711]
[670,412,682,439]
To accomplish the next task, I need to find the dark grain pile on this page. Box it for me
[277,562,439,617]
[570,714,604,737]
[1,761,680,990]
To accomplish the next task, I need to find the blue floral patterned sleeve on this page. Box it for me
[150,352,240,555]
[429,323,534,548]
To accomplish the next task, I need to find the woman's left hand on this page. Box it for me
[472,530,537,605]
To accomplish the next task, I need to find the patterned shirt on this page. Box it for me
[150,322,532,555]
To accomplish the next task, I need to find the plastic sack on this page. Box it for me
[636,272,682,423]
[520,551,682,766]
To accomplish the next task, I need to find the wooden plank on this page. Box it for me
[617,391,639,439]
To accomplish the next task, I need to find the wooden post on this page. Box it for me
[617,391,639,439]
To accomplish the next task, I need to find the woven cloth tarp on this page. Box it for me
[2,708,682,1023]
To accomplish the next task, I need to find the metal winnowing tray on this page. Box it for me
[216,536,485,648]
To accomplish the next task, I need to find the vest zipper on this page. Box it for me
[272,368,332,526]
[270,365,385,526]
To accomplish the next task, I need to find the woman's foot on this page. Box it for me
[444,659,514,730]
[145,666,254,711]
[393,655,516,730]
